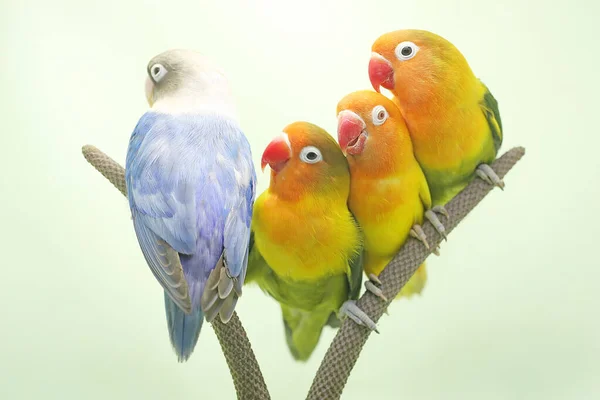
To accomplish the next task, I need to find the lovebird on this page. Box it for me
[368,29,504,206]
[125,50,256,362]
[336,90,446,300]
[245,121,377,361]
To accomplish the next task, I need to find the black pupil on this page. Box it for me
[378,111,385,119]
[306,152,317,160]
[153,67,160,75]
[401,46,412,56]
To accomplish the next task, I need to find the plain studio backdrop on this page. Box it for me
[1,0,598,399]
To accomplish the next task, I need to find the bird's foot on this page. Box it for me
[425,206,448,240]
[476,163,505,190]
[339,300,379,333]
[432,205,449,218]
[368,273,382,285]
[410,224,430,249]
[365,273,388,302]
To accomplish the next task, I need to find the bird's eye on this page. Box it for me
[394,41,419,61]
[371,105,388,126]
[150,63,168,83]
[299,146,323,164]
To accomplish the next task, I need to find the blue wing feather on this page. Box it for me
[223,145,256,280]
[125,111,255,307]
[126,113,198,254]
[125,111,255,361]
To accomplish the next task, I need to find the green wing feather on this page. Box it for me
[346,221,365,301]
[247,218,364,361]
[324,249,364,329]
[327,215,364,328]
[243,231,268,284]
[480,82,503,154]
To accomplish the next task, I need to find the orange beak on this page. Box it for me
[261,133,292,173]
[337,110,367,156]
[368,52,394,93]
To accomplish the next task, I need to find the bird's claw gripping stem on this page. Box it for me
[340,300,379,333]
[365,281,388,302]
[368,273,382,285]
[425,208,448,240]
[410,224,429,249]
[476,163,505,190]
[366,273,388,302]
[432,205,449,218]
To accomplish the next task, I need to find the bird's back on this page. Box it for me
[126,111,255,361]
[398,81,500,206]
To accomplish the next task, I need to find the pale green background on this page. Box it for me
[1,0,599,399]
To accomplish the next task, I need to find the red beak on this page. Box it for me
[368,52,394,93]
[337,111,367,156]
[261,133,292,173]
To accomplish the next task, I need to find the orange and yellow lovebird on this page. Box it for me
[368,29,504,206]
[245,122,377,361]
[336,90,447,299]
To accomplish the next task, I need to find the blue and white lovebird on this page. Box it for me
[125,49,256,362]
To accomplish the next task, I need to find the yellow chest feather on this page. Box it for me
[398,81,493,173]
[253,193,360,281]
[349,168,425,273]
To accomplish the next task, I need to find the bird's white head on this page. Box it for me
[144,49,237,120]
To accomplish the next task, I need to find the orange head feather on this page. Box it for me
[369,29,476,112]
[261,121,349,202]
[336,90,412,177]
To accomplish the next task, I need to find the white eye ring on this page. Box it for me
[299,146,323,164]
[150,63,168,83]
[394,41,419,61]
[371,105,388,126]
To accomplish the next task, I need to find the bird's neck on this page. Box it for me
[151,90,238,121]
[396,65,479,117]
[349,132,414,179]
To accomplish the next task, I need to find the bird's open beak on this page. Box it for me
[337,110,367,156]
[145,76,155,106]
[261,133,292,173]
[368,52,394,93]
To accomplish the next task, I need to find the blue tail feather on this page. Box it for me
[164,292,204,362]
